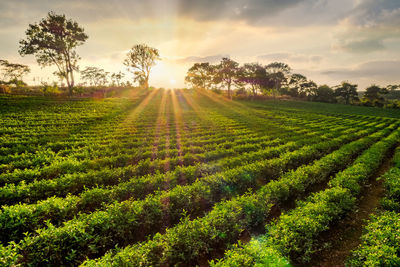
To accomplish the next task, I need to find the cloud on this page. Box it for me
[334,0,400,53]
[174,54,229,64]
[346,0,400,27]
[177,0,306,23]
[321,60,400,80]
[2,0,399,30]
[335,39,385,53]
[257,52,322,63]
[0,0,313,28]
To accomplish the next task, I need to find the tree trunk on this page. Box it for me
[227,82,231,99]
[65,52,74,96]
[143,78,149,89]
[70,68,75,88]
[64,72,72,96]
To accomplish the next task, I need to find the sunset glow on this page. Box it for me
[1,0,399,89]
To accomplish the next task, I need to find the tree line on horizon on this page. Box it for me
[0,11,400,109]
[184,58,400,108]
[0,12,160,96]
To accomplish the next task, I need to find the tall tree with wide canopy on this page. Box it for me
[238,63,270,98]
[313,85,335,103]
[124,44,160,89]
[334,81,359,104]
[286,73,307,97]
[185,62,217,89]
[362,85,388,107]
[19,12,88,95]
[265,62,291,94]
[216,57,239,99]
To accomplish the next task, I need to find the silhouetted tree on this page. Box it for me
[387,84,399,92]
[313,85,335,103]
[301,81,318,99]
[0,59,30,83]
[216,58,239,99]
[265,62,291,95]
[124,44,160,88]
[111,72,125,86]
[238,63,270,98]
[334,82,359,104]
[81,67,109,86]
[287,73,307,97]
[185,63,216,89]
[19,12,88,95]
[362,85,388,107]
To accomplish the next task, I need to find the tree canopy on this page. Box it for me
[124,44,160,88]
[0,59,30,84]
[80,67,109,86]
[185,63,216,89]
[334,82,359,104]
[362,85,388,107]
[216,58,239,99]
[19,12,88,95]
[111,72,125,87]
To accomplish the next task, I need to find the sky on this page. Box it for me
[0,0,399,89]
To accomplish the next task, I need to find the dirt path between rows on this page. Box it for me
[305,148,396,267]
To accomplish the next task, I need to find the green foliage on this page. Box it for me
[211,237,291,267]
[349,146,400,266]
[19,12,88,94]
[312,84,336,103]
[40,82,61,95]
[349,212,400,266]
[334,81,359,104]
[123,44,160,88]
[361,84,388,107]
[1,91,400,266]
[214,125,399,265]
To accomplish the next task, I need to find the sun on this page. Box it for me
[169,79,176,85]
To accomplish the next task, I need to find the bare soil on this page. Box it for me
[305,149,395,267]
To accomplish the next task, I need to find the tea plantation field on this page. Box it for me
[1,89,400,266]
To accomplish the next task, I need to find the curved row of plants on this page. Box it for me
[1,89,350,179]
[349,146,400,266]
[3,122,391,266]
[79,121,399,267]
[212,124,400,266]
[0,119,373,243]
[0,101,372,204]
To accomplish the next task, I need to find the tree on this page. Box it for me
[185,62,216,89]
[238,63,270,98]
[216,58,239,99]
[0,59,30,83]
[362,85,388,107]
[287,73,307,97]
[111,72,125,86]
[386,84,399,92]
[301,80,318,99]
[334,81,359,104]
[385,84,400,100]
[19,12,88,96]
[124,44,160,88]
[265,62,291,95]
[265,62,291,74]
[313,85,335,103]
[81,67,109,86]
